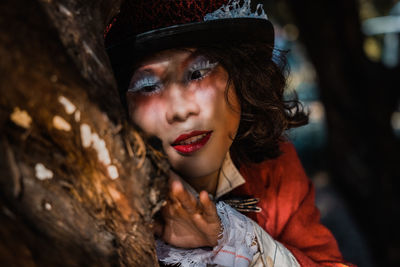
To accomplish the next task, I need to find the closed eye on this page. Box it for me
[127,75,163,96]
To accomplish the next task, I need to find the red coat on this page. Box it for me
[230,142,355,267]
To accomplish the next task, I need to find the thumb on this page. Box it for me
[151,219,164,237]
[168,169,182,184]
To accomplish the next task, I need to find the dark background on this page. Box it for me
[260,0,400,266]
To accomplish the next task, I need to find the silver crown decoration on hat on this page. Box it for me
[204,0,268,21]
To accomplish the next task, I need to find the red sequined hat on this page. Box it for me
[105,0,274,62]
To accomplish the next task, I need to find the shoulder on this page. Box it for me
[238,144,346,264]
[238,142,312,235]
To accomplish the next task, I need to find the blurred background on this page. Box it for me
[258,0,400,266]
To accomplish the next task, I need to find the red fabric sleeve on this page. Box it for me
[233,142,355,266]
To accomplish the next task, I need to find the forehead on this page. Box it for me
[136,48,196,69]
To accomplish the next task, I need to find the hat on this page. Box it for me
[105,0,274,63]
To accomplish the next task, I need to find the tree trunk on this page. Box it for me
[285,0,400,266]
[0,0,167,266]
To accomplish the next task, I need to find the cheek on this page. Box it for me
[196,77,239,128]
[193,72,229,115]
[194,87,218,109]
[127,95,164,135]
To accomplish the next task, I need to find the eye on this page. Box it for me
[187,58,218,82]
[190,69,210,81]
[137,84,162,95]
[127,75,163,96]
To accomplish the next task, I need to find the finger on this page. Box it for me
[167,170,185,204]
[161,199,178,219]
[168,169,181,186]
[172,180,199,214]
[199,191,218,219]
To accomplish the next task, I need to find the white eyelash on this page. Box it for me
[189,60,218,73]
[128,76,161,93]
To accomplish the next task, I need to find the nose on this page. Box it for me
[165,83,200,124]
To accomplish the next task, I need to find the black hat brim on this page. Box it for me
[107,18,274,65]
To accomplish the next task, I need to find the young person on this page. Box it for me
[105,0,354,266]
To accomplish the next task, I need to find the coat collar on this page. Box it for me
[215,151,245,199]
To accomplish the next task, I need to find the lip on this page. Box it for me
[172,130,212,154]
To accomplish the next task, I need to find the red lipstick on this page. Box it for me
[172,130,212,154]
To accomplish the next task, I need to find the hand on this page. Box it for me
[154,171,222,249]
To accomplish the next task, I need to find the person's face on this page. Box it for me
[127,49,240,180]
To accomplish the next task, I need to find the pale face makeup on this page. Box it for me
[127,49,241,191]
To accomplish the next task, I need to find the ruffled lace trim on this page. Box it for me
[156,201,257,267]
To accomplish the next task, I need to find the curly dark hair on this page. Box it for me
[193,42,308,165]
[110,41,308,166]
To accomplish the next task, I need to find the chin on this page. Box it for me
[169,150,224,180]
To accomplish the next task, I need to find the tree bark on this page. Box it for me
[284,0,400,266]
[0,0,167,266]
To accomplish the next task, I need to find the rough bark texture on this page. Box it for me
[0,0,168,266]
[283,0,400,266]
